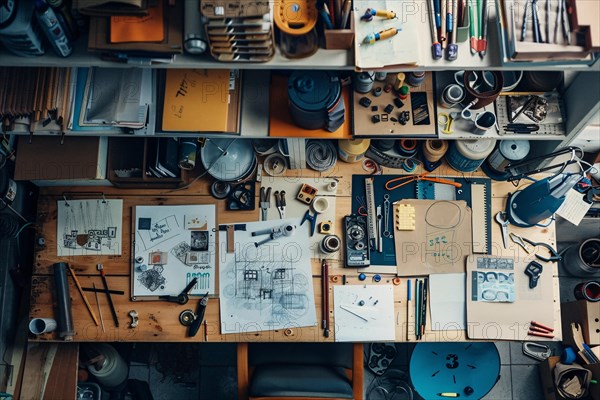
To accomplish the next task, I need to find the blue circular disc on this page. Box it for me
[409,342,500,399]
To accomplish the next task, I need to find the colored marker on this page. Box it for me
[363,27,402,44]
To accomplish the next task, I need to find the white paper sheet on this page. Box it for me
[218,219,317,334]
[556,188,593,226]
[429,273,466,330]
[333,285,395,342]
[132,205,216,297]
[57,199,123,256]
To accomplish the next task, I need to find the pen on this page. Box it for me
[440,0,447,48]
[469,0,477,53]
[479,0,489,57]
[446,0,459,60]
[521,0,529,41]
[415,279,421,340]
[407,280,413,341]
[429,0,443,59]
[434,0,441,29]
[421,277,428,338]
[322,259,330,337]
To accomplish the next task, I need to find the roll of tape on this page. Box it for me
[211,180,232,199]
[320,235,341,253]
[326,181,338,192]
[135,256,144,264]
[423,140,449,162]
[263,153,288,176]
[312,196,330,214]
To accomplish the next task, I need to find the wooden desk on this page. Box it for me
[29,161,561,342]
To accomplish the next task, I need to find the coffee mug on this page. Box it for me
[29,318,57,334]
[473,111,497,135]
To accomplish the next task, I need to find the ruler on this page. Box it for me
[365,177,377,249]
[470,184,489,254]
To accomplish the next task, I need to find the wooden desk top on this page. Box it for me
[29,160,561,342]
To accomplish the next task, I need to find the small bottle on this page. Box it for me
[35,0,73,57]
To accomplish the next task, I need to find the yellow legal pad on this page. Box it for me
[162,69,231,132]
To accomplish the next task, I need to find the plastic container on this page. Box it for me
[446,139,497,172]
[86,344,128,388]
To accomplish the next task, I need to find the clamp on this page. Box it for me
[259,186,271,221]
[158,277,198,305]
[520,237,561,262]
[300,209,318,237]
[274,190,286,219]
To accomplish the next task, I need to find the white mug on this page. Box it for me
[29,318,57,334]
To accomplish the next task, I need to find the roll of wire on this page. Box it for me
[397,139,418,158]
[423,140,449,163]
[306,140,337,171]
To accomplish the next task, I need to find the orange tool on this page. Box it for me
[384,172,463,191]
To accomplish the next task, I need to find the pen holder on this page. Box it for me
[456,3,470,43]
[324,11,355,49]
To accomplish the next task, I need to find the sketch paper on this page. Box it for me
[333,285,395,342]
[429,273,466,330]
[57,199,123,256]
[218,219,317,334]
[132,205,216,298]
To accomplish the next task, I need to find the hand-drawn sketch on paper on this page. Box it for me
[132,205,216,299]
[219,219,317,334]
[57,199,123,256]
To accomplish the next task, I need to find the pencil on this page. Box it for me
[415,279,421,340]
[407,280,412,341]
[67,264,99,326]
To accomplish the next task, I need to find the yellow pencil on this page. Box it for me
[67,264,99,326]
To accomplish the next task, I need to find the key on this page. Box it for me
[495,211,510,249]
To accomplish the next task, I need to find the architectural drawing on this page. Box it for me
[132,205,216,299]
[219,219,317,334]
[56,199,123,256]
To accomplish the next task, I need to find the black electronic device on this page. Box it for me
[525,260,543,288]
[368,343,397,375]
[344,214,370,267]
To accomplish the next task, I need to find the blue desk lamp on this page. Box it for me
[506,173,581,227]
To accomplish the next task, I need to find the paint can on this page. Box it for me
[483,140,530,180]
[446,139,497,172]
[353,71,375,93]
[406,71,426,87]
[338,139,371,163]
[288,71,342,130]
[561,238,600,278]
[86,344,129,388]
[574,281,600,302]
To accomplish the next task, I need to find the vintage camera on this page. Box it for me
[344,214,370,267]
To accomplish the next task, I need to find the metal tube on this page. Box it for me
[54,262,75,341]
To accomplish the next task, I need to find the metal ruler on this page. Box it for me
[471,184,489,254]
[365,177,377,249]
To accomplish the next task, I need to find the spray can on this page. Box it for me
[35,0,72,57]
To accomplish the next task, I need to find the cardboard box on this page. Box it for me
[561,300,600,347]
[540,356,600,400]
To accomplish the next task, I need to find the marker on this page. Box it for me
[428,0,442,59]
[407,280,413,341]
[363,27,402,44]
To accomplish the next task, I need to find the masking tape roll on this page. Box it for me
[312,196,330,214]
[423,140,449,163]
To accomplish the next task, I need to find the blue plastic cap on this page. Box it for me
[446,44,458,61]
[432,43,442,60]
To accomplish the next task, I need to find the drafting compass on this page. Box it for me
[159,277,198,305]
